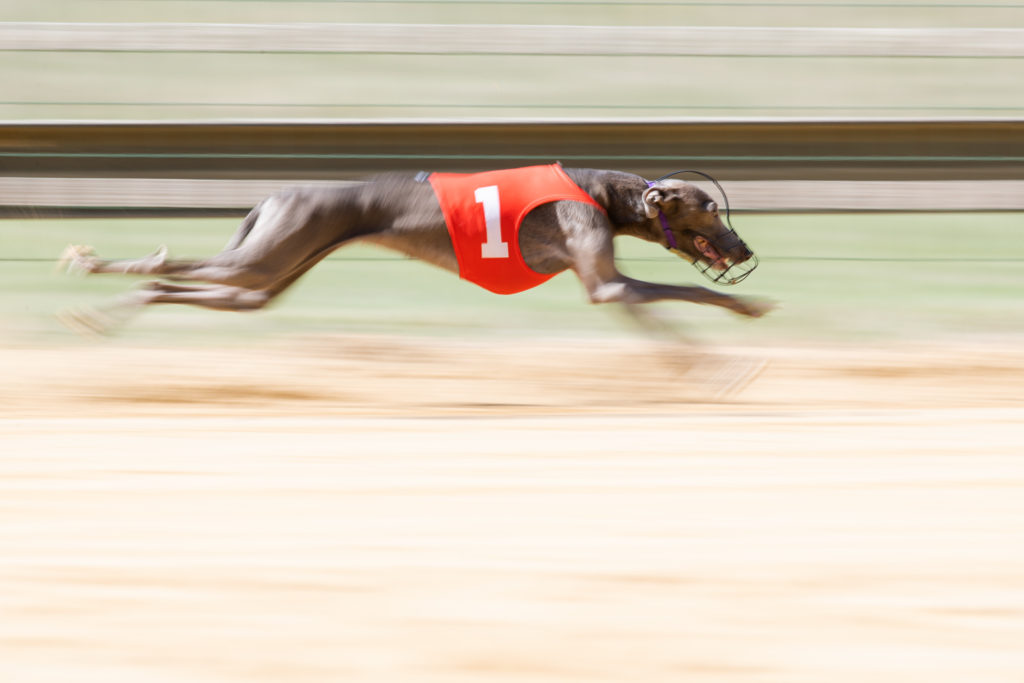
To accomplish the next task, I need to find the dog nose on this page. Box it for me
[731,242,754,262]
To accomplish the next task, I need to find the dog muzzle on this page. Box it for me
[649,171,759,286]
[657,212,758,286]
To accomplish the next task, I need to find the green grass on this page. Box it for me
[3,212,1023,346]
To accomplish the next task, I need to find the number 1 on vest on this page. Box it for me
[474,185,509,259]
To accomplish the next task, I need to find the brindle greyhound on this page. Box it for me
[58,167,772,333]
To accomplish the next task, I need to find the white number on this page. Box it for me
[474,185,509,259]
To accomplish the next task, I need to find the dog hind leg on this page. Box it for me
[58,243,281,288]
[57,281,274,335]
[135,282,273,311]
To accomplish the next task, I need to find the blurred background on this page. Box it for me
[1,0,1023,345]
[5,0,1024,119]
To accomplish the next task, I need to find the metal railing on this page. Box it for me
[2,119,1023,214]
[3,119,1023,180]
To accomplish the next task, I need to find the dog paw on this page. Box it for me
[732,296,777,319]
[146,245,169,267]
[57,244,99,275]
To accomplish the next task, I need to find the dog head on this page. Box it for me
[642,178,757,285]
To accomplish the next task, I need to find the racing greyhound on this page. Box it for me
[59,165,771,332]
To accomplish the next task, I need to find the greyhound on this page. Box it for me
[58,166,772,333]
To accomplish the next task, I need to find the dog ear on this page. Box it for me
[642,186,667,218]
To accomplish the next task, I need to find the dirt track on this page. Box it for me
[2,336,1023,682]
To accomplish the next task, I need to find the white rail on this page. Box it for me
[4,22,1024,57]
[4,177,1023,211]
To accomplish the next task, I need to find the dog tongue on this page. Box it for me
[694,236,722,264]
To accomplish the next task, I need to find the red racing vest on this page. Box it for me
[428,164,606,295]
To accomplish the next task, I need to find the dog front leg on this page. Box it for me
[587,276,772,318]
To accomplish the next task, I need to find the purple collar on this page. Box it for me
[647,181,678,250]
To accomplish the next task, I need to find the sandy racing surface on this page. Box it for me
[3,336,1024,682]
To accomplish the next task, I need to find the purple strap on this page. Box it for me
[647,181,678,250]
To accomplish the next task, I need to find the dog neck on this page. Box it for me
[563,168,665,244]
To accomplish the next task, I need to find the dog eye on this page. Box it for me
[704,201,718,214]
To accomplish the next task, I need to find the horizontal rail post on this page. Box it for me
[3,22,1024,57]
[3,119,1024,182]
